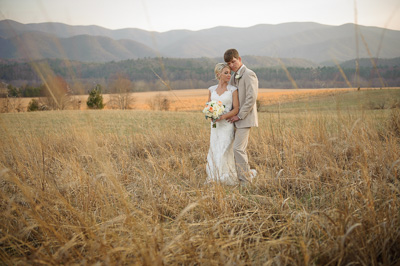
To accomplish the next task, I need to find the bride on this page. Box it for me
[205,63,239,185]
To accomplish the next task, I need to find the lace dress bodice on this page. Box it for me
[209,84,236,114]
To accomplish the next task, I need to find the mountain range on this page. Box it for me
[1,19,400,64]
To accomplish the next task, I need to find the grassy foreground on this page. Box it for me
[1,90,400,265]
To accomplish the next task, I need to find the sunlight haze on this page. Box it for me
[1,0,400,32]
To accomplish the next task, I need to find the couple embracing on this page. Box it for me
[206,48,258,186]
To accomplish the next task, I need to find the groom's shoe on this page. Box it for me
[239,169,257,186]
[250,169,257,179]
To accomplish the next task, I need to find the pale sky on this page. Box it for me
[1,0,400,32]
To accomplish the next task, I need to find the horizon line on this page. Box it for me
[1,18,399,33]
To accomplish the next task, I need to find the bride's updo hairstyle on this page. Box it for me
[214,63,229,80]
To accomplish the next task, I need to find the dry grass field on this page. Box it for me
[115,88,354,111]
[1,88,400,265]
[7,88,353,112]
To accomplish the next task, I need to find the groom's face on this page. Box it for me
[227,56,242,72]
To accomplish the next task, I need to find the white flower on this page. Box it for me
[235,74,242,79]
[202,100,226,128]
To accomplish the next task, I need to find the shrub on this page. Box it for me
[27,99,40,112]
[87,85,104,109]
[160,97,170,111]
[147,94,170,111]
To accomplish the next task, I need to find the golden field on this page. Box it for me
[7,88,355,112]
[0,88,400,265]
[113,88,353,111]
[123,88,353,111]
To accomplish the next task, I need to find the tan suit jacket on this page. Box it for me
[230,65,258,128]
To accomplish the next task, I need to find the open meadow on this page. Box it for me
[5,88,355,112]
[1,88,400,264]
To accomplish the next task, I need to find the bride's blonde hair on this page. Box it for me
[214,63,229,80]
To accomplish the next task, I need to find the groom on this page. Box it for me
[224,49,259,184]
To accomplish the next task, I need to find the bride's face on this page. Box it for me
[219,67,231,83]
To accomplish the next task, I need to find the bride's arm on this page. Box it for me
[217,90,239,121]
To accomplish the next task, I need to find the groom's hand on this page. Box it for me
[228,115,240,123]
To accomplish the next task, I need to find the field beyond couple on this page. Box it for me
[122,88,353,111]
[11,87,357,112]
[1,88,399,264]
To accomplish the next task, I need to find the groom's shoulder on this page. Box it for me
[245,67,256,74]
[244,67,258,79]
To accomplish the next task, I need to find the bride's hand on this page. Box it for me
[216,115,225,122]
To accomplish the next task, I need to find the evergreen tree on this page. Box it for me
[7,84,20,97]
[27,99,40,112]
[86,84,104,109]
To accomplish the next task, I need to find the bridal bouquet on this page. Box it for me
[202,100,225,128]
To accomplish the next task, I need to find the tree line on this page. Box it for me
[1,57,399,96]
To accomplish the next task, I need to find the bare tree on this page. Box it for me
[0,84,23,113]
[108,75,135,110]
[41,76,72,110]
[0,96,24,113]
[146,93,170,111]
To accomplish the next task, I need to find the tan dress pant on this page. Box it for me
[233,127,251,183]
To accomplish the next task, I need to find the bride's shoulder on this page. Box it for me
[208,85,218,92]
[227,84,237,92]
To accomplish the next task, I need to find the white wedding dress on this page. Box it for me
[206,84,238,185]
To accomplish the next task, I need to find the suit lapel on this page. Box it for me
[239,65,247,77]
[235,65,247,87]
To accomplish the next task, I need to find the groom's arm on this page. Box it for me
[237,71,258,120]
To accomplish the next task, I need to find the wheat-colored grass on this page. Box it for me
[15,87,398,113]
[0,90,399,264]
[11,88,358,112]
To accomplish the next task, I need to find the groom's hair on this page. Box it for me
[224,49,239,62]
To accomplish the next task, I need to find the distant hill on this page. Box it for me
[1,20,400,63]
[0,31,159,62]
[340,57,400,68]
